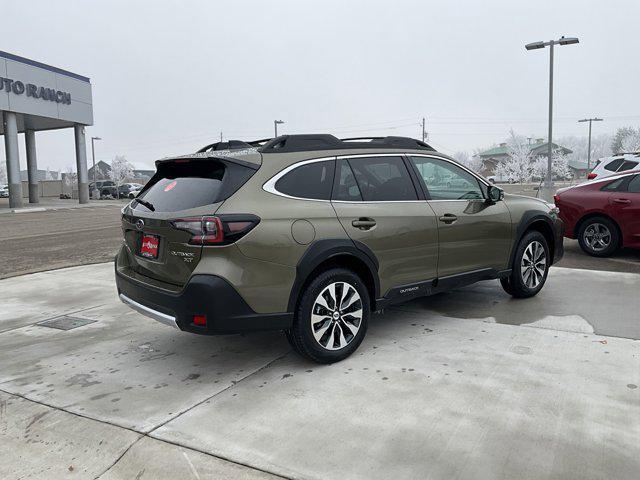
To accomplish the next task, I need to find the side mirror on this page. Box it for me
[487,185,504,203]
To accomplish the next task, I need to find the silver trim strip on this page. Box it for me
[119,294,179,329]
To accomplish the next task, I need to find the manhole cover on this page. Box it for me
[37,316,97,330]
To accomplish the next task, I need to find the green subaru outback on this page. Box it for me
[116,135,563,363]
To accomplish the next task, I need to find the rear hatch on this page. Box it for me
[121,156,258,287]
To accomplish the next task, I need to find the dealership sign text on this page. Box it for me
[0,76,71,105]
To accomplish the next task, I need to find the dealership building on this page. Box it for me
[1,50,93,208]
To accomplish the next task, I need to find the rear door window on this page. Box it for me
[274,160,335,200]
[347,156,417,201]
[619,160,639,172]
[333,159,362,201]
[627,175,640,193]
[601,177,630,191]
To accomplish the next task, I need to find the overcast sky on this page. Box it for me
[2,0,639,171]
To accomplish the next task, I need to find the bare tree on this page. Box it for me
[453,151,483,173]
[532,148,571,182]
[496,130,533,183]
[611,127,640,153]
[620,130,640,153]
[108,155,134,199]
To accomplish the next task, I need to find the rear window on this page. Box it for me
[604,158,624,172]
[134,159,254,212]
[274,160,335,200]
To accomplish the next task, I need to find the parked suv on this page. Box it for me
[588,154,640,180]
[116,135,563,363]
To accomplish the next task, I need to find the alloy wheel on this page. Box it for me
[583,223,611,252]
[520,240,546,289]
[310,281,363,351]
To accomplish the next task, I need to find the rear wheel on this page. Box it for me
[286,268,370,364]
[577,217,619,257]
[501,230,549,298]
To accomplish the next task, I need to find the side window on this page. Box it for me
[347,156,418,201]
[600,177,630,192]
[410,156,484,200]
[333,159,362,201]
[274,160,335,200]
[604,159,624,172]
[619,160,639,172]
[628,175,640,193]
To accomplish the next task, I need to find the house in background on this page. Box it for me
[87,160,154,184]
[476,138,573,180]
[87,160,112,181]
[567,160,590,179]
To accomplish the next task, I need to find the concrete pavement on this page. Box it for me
[0,263,639,479]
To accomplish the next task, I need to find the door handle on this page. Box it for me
[612,198,631,205]
[352,218,377,230]
[438,214,458,224]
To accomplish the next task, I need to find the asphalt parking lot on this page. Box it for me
[1,263,639,479]
[1,200,639,280]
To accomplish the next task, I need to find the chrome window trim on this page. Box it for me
[262,156,336,202]
[262,152,490,203]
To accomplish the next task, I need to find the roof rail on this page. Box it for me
[258,134,435,153]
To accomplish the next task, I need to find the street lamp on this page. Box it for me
[274,120,284,138]
[525,36,579,191]
[578,117,603,170]
[90,136,101,198]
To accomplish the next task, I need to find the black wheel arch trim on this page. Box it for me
[510,211,562,266]
[287,239,380,312]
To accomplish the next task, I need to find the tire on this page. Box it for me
[499,276,513,295]
[577,216,619,257]
[286,268,370,364]
[501,230,550,298]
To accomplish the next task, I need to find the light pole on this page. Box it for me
[274,120,284,138]
[525,36,579,190]
[90,137,101,196]
[578,117,603,170]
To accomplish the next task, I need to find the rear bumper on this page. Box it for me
[115,262,293,335]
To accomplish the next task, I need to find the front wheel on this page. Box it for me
[501,231,550,298]
[286,268,370,364]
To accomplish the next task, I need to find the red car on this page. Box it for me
[554,170,640,257]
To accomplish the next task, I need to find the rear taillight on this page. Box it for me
[587,172,597,180]
[553,195,560,204]
[170,215,259,245]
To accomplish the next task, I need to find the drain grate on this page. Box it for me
[37,315,97,330]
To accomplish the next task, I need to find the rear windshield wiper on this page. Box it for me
[136,198,155,212]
